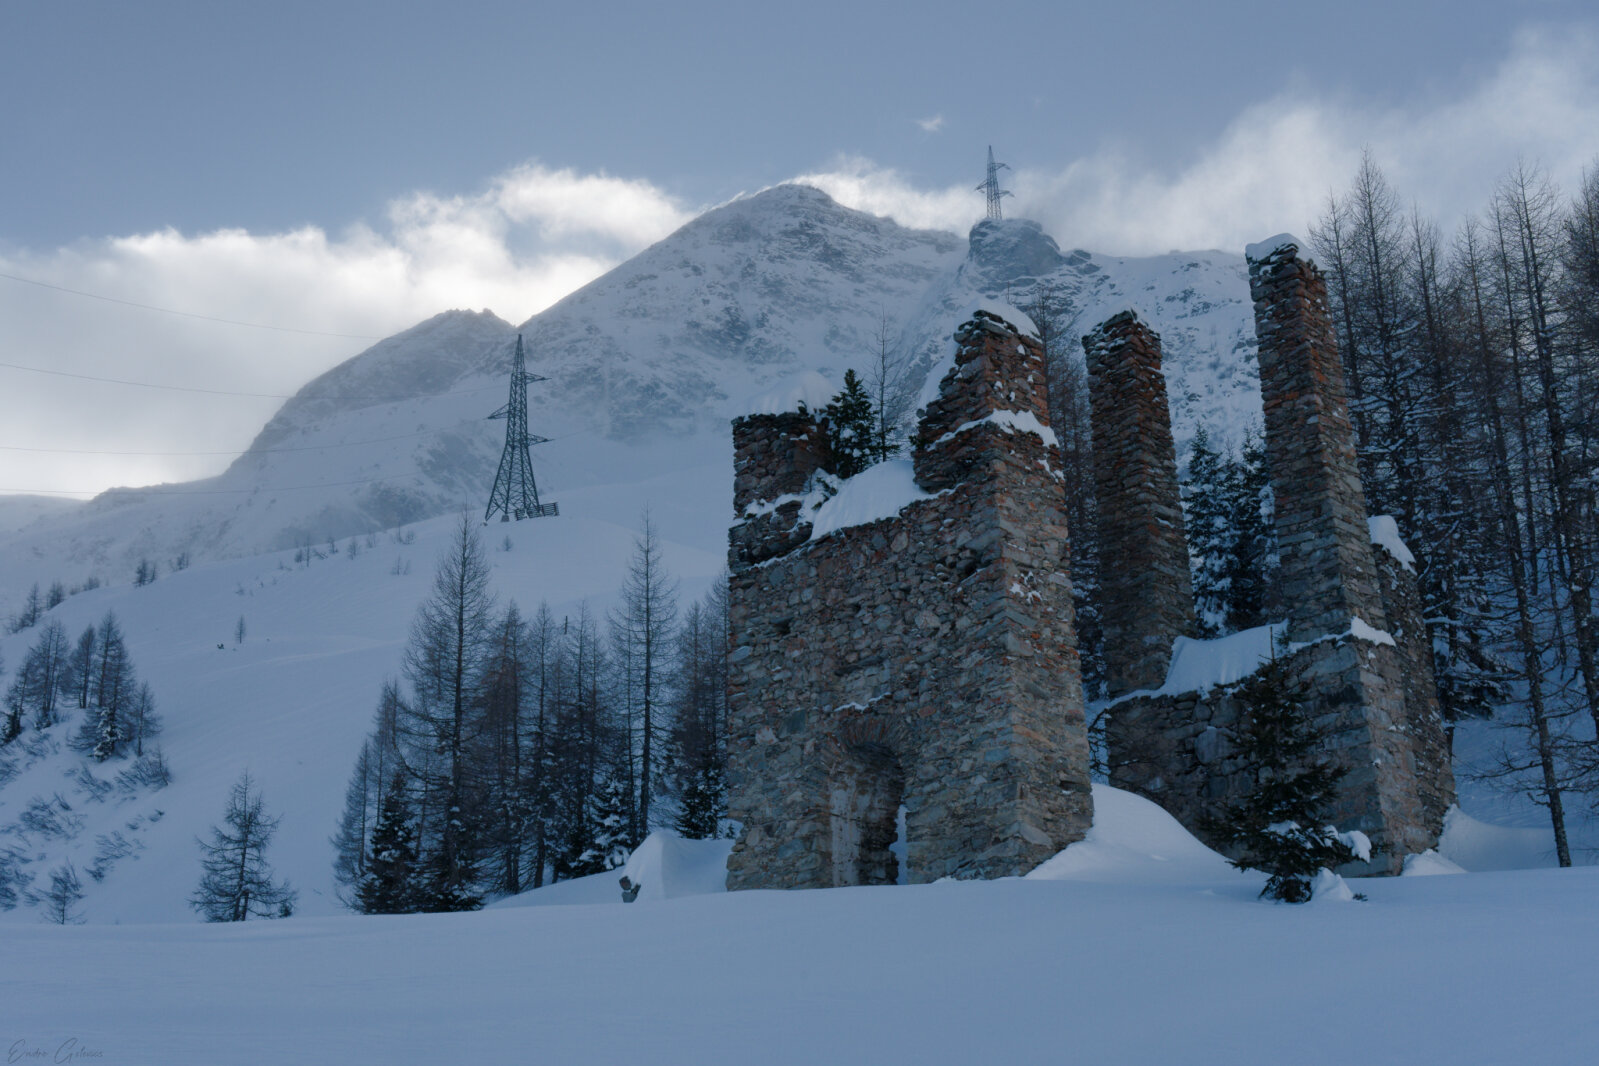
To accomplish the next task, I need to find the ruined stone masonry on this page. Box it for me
[724,310,1094,889]
[1102,238,1454,874]
[1083,311,1195,698]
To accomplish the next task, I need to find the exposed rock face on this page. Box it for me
[1102,239,1454,874]
[724,310,1093,890]
[1084,311,1195,697]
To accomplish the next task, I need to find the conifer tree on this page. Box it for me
[397,512,495,911]
[191,772,297,921]
[615,513,676,836]
[1223,431,1276,632]
[332,682,405,906]
[823,368,878,478]
[357,775,421,914]
[583,775,632,872]
[669,589,729,839]
[36,861,85,924]
[1183,426,1233,636]
[1205,652,1362,902]
[9,583,42,633]
[67,625,95,710]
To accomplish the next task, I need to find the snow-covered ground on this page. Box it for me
[1,187,1594,1062]
[0,504,724,926]
[5,788,1596,1065]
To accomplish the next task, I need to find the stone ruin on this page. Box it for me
[723,237,1453,890]
[724,310,1094,888]
[1102,238,1453,873]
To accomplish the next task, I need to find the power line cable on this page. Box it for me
[0,269,384,339]
[0,425,588,459]
[0,472,421,498]
[0,358,507,403]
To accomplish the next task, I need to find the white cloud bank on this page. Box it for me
[2,26,1595,497]
[0,165,692,495]
[800,26,1599,254]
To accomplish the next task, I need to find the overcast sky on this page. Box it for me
[3,1,1597,497]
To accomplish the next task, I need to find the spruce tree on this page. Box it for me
[1183,426,1233,636]
[1205,652,1362,902]
[357,776,421,915]
[1223,431,1275,632]
[583,776,632,872]
[823,369,878,478]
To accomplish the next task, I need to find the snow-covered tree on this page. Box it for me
[1183,426,1233,636]
[822,368,878,478]
[357,775,421,915]
[582,775,632,873]
[669,584,729,839]
[1205,652,1362,902]
[191,772,296,921]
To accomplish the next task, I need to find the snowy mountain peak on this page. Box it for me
[244,308,515,457]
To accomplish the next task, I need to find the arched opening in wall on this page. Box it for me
[827,741,905,887]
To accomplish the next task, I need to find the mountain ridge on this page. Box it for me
[0,184,1260,612]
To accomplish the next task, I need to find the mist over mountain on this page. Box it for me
[0,185,1262,613]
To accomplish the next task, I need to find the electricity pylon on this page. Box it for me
[976,145,1011,221]
[485,334,558,522]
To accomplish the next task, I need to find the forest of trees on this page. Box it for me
[1303,155,1599,864]
[1028,153,1599,862]
[1,609,165,770]
[333,512,730,912]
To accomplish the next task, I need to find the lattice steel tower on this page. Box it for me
[485,334,558,522]
[977,146,1011,221]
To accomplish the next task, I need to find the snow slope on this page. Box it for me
[0,505,724,925]
[0,187,1258,619]
[4,803,1596,1065]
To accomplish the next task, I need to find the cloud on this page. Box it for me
[0,165,693,496]
[802,25,1599,255]
[915,114,945,134]
[3,26,1595,499]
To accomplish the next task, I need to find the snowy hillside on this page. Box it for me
[0,506,724,925]
[0,186,1257,619]
[6,789,1596,1064]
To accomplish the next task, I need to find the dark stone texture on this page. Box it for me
[1084,311,1196,697]
[725,310,1093,890]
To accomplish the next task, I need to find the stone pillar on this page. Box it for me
[1083,310,1195,696]
[1247,236,1386,644]
[728,410,831,569]
[913,309,1054,493]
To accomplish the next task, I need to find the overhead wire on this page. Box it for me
[0,269,384,339]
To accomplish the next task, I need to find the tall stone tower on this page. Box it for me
[1084,311,1194,697]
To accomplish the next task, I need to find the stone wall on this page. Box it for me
[1103,237,1455,874]
[1084,311,1195,697]
[724,310,1094,890]
[1106,615,1435,875]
